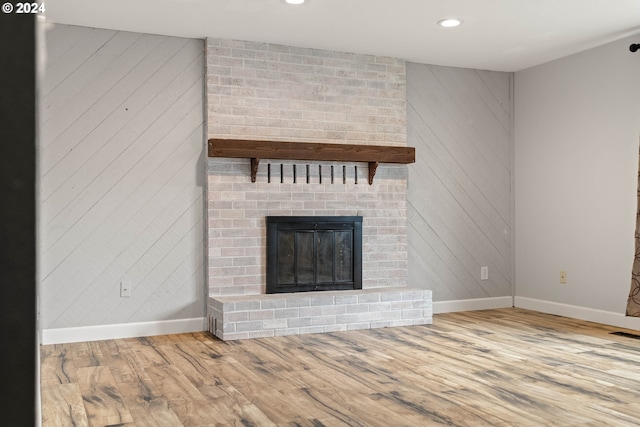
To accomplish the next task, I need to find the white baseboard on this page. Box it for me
[515,297,640,331]
[41,317,208,345]
[40,299,640,343]
[433,296,513,314]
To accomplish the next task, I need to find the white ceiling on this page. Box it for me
[45,0,640,72]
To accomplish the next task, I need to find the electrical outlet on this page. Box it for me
[481,266,489,281]
[120,281,131,297]
[560,271,567,284]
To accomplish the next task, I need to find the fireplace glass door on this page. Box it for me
[267,216,362,293]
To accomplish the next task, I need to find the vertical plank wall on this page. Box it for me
[407,63,513,301]
[39,24,206,331]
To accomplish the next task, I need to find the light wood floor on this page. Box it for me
[41,308,640,426]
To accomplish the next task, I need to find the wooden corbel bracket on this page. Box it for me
[250,158,260,183]
[368,161,379,185]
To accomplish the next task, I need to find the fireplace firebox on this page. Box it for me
[266,216,363,294]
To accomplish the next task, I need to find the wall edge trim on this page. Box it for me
[41,317,208,345]
[515,297,640,331]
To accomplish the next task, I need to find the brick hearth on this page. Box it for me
[209,287,432,341]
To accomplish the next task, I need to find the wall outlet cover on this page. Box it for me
[120,281,131,297]
[560,271,567,284]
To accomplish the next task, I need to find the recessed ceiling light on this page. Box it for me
[285,0,305,4]
[438,18,462,28]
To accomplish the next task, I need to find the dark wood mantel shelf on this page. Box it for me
[208,138,415,184]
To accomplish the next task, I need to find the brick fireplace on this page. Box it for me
[206,38,432,340]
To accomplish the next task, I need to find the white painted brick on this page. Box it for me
[208,287,431,340]
[263,318,288,330]
[412,300,429,309]
[220,301,236,311]
[207,38,405,147]
[209,300,224,311]
[226,312,249,322]
[222,322,236,333]
[261,299,287,309]
[368,302,392,312]
[250,310,274,321]
[322,305,347,316]
[337,313,374,324]
[402,290,424,300]
[232,276,261,287]
[288,317,313,328]
[286,297,311,308]
[380,311,403,321]
[298,306,324,317]
[345,304,370,314]
[358,293,380,303]
[274,308,299,319]
[335,295,358,305]
[311,315,337,326]
[236,321,263,332]
[215,286,238,296]
[390,301,413,311]
[401,309,424,319]
[235,301,261,311]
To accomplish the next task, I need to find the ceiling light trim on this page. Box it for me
[438,18,463,28]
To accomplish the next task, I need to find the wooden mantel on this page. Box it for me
[208,138,415,184]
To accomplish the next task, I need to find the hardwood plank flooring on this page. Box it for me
[40,308,640,426]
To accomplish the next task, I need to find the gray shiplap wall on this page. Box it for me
[407,63,512,301]
[40,24,206,329]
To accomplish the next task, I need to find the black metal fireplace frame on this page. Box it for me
[266,216,363,294]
